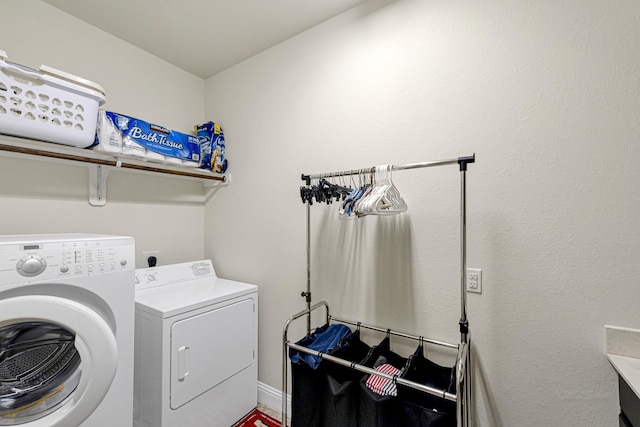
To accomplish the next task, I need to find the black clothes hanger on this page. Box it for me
[300,178,353,205]
[402,336,426,372]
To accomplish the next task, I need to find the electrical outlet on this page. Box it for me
[466,268,482,294]
[142,251,160,267]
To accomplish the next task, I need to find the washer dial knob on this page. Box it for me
[16,256,47,277]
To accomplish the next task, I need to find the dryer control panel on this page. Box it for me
[0,234,135,282]
[135,260,215,291]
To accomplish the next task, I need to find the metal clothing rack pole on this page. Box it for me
[459,160,469,344]
[301,155,474,183]
[328,315,459,350]
[302,202,312,335]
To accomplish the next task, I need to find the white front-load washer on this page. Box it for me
[0,233,135,427]
[134,260,258,427]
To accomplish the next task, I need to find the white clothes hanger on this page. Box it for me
[354,165,407,216]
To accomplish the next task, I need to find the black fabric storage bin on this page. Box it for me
[321,370,360,427]
[320,330,372,427]
[291,360,326,427]
[357,337,407,427]
[289,323,355,427]
[289,324,330,427]
[397,398,453,427]
[358,377,402,427]
[396,346,456,427]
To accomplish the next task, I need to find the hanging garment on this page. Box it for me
[289,324,352,369]
[365,363,401,396]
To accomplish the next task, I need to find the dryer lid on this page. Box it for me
[135,276,257,318]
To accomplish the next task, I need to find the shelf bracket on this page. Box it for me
[203,173,231,202]
[88,164,111,206]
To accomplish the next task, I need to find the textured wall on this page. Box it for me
[204,0,640,425]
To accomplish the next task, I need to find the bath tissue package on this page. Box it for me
[94,111,201,167]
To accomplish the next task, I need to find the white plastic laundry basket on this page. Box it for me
[0,50,106,148]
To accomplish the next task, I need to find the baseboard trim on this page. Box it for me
[258,381,291,417]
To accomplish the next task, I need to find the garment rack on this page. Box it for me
[283,154,475,427]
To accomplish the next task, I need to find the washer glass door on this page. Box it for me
[0,295,118,427]
[0,321,82,425]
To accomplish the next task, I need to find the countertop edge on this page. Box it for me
[607,353,640,399]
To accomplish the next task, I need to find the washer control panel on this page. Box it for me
[0,235,134,282]
[16,255,47,277]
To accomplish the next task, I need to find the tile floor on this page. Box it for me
[233,403,287,426]
[257,403,284,422]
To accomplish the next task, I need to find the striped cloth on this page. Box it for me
[365,363,401,396]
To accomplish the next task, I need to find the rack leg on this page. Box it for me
[466,341,473,427]
[305,201,311,334]
[282,336,289,426]
[459,168,468,342]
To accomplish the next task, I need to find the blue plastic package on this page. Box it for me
[105,111,201,163]
[196,122,227,173]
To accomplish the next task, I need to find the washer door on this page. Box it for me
[0,295,117,427]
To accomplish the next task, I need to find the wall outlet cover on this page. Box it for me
[467,268,482,294]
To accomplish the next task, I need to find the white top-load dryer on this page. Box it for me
[134,260,258,427]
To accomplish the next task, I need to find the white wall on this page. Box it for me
[1,0,208,266]
[204,0,640,425]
